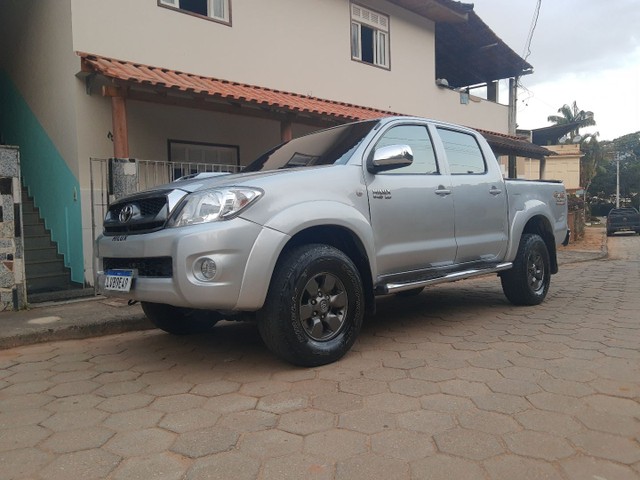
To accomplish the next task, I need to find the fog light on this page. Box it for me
[194,258,217,281]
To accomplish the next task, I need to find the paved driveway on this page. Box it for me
[1,235,639,479]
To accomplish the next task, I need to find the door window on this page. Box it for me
[374,125,438,175]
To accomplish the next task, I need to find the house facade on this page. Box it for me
[0,0,542,291]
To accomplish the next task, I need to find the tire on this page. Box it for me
[258,244,364,367]
[141,302,221,335]
[395,287,425,297]
[501,234,551,306]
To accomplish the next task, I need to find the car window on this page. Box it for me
[437,128,486,175]
[374,125,439,174]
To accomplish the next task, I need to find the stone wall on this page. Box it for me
[0,146,27,310]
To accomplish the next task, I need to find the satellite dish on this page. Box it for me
[559,137,567,144]
[572,135,582,143]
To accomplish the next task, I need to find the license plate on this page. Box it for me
[104,269,134,292]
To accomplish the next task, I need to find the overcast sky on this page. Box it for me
[470,0,640,141]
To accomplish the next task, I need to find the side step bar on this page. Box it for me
[378,262,513,295]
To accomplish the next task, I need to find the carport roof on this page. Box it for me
[78,52,552,160]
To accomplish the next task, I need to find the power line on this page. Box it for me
[522,0,541,62]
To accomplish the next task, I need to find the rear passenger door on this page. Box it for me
[366,122,457,277]
[435,127,508,264]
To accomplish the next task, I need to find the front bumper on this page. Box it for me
[96,218,264,310]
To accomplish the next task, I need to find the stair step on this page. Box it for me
[23,246,62,262]
[23,223,49,237]
[26,259,71,276]
[24,234,54,249]
[28,286,94,304]
[27,273,76,293]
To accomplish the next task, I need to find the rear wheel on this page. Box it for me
[501,234,550,306]
[258,244,364,367]
[141,302,221,335]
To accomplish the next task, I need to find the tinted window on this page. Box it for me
[243,121,378,172]
[374,125,438,174]
[437,128,486,175]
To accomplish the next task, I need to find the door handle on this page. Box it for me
[489,187,502,196]
[435,186,451,196]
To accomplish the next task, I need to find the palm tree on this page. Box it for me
[547,101,596,139]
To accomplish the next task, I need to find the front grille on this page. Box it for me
[104,192,172,235]
[103,257,173,278]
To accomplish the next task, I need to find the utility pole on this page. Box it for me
[616,153,621,208]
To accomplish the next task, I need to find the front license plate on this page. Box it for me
[104,269,134,292]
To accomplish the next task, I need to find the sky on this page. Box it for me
[470,0,640,141]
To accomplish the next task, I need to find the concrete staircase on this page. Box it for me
[22,188,93,303]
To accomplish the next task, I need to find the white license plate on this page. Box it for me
[104,269,134,292]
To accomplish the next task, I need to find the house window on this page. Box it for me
[159,0,230,24]
[351,3,390,69]
[168,141,239,179]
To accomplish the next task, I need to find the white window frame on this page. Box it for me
[159,0,231,24]
[350,3,390,69]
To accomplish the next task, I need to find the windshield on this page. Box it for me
[243,120,379,172]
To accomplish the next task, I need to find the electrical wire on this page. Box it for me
[522,0,541,62]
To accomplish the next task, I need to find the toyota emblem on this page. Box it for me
[119,204,135,223]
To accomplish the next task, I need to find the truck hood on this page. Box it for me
[149,169,316,194]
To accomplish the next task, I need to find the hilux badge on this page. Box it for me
[119,205,135,223]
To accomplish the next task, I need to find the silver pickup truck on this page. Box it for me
[97,116,569,366]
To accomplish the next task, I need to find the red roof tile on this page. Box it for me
[77,52,553,159]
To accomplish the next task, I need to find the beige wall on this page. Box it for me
[70,0,509,133]
[506,144,582,190]
[0,0,80,176]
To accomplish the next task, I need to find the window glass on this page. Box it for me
[437,128,486,174]
[374,125,438,175]
[350,3,390,69]
[159,0,230,23]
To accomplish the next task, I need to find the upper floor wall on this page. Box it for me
[70,0,509,133]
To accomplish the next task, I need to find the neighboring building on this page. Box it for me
[0,0,549,293]
[512,123,584,191]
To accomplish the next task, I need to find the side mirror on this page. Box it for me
[367,144,413,173]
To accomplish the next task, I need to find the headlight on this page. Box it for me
[169,187,263,227]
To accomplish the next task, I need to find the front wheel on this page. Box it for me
[258,244,364,367]
[141,302,221,335]
[501,234,551,306]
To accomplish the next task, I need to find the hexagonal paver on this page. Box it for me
[37,448,121,480]
[240,380,290,397]
[185,451,260,480]
[339,408,396,434]
[159,408,221,433]
[41,409,109,432]
[313,392,363,414]
[0,425,51,451]
[389,378,439,397]
[371,429,434,460]
[570,431,640,464]
[411,454,487,480]
[257,391,309,414]
[560,456,639,480]
[203,392,258,413]
[515,410,582,436]
[304,429,367,461]
[239,429,303,458]
[105,428,176,456]
[261,454,334,480]
[279,409,336,435]
[434,428,504,460]
[103,408,164,431]
[336,452,410,480]
[217,409,277,432]
[339,378,388,396]
[364,392,420,413]
[420,393,475,413]
[98,393,155,413]
[397,410,454,435]
[111,453,187,480]
[457,409,520,435]
[483,454,564,480]
[41,427,115,453]
[576,409,640,436]
[503,431,574,460]
[149,393,205,413]
[171,427,240,458]
[472,393,530,414]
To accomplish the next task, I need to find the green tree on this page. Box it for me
[547,101,596,140]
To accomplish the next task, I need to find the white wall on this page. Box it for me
[70,0,510,134]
